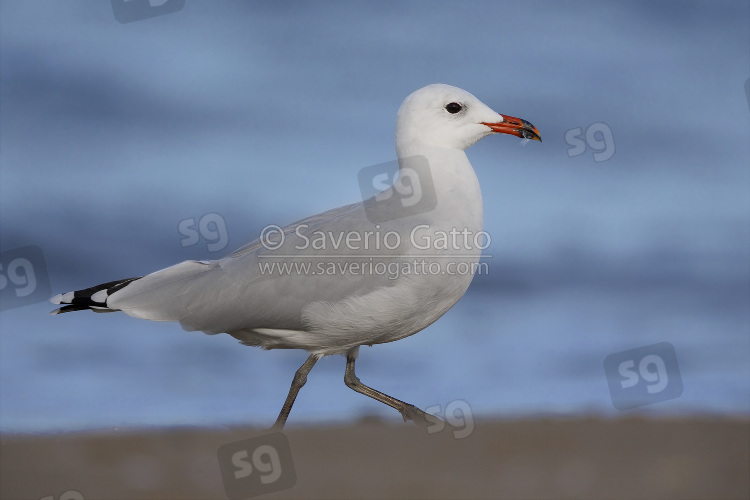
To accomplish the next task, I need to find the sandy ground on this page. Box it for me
[1,417,748,500]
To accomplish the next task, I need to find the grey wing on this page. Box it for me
[106,199,417,335]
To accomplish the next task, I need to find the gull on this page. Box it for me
[51,84,541,429]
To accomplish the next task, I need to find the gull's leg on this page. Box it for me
[271,353,321,431]
[343,347,441,428]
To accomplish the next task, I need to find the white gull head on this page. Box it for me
[395,83,541,155]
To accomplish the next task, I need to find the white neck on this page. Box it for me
[396,144,483,232]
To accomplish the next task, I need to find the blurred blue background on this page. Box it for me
[1,0,748,432]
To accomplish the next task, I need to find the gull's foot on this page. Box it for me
[268,416,289,433]
[399,404,454,431]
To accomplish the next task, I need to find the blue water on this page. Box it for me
[2,247,747,432]
[1,1,748,432]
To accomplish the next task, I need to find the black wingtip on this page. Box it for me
[49,277,141,315]
[50,304,91,315]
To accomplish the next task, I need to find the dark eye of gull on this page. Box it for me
[445,102,462,114]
